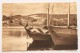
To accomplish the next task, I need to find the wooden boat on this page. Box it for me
[47,3,77,49]
[24,26,52,41]
[25,3,77,50]
[48,26,77,49]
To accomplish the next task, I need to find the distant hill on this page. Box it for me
[2,13,77,26]
[27,13,76,19]
[27,13,77,26]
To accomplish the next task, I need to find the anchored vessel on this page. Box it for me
[47,3,77,49]
[24,3,77,50]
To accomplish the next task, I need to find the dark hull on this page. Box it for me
[48,26,77,49]
[27,39,53,50]
[25,26,77,50]
[29,33,51,40]
[25,27,52,41]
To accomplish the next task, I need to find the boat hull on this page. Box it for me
[48,26,77,49]
[30,33,51,40]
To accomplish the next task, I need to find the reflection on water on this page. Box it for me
[2,28,77,51]
[2,28,52,51]
[3,28,27,37]
[2,28,31,51]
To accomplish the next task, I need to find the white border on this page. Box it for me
[2,0,76,3]
[1,0,80,53]
[0,0,2,53]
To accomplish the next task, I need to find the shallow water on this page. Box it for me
[2,28,27,37]
[2,28,33,51]
[2,27,77,51]
[2,27,52,51]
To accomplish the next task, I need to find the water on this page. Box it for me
[2,28,27,37]
[3,27,77,51]
[2,27,53,51]
[2,28,33,51]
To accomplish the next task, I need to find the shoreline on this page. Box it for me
[2,26,24,29]
[2,26,77,29]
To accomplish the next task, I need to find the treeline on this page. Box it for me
[2,15,36,26]
[2,13,77,26]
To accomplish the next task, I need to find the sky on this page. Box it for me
[2,3,77,16]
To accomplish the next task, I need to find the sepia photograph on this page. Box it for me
[2,3,77,51]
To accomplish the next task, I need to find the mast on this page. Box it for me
[50,4,54,26]
[67,3,70,28]
[47,3,50,26]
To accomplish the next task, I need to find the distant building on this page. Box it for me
[2,20,10,26]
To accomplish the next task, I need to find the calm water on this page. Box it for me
[2,28,31,51]
[2,27,77,51]
[2,28,28,37]
[2,27,52,51]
